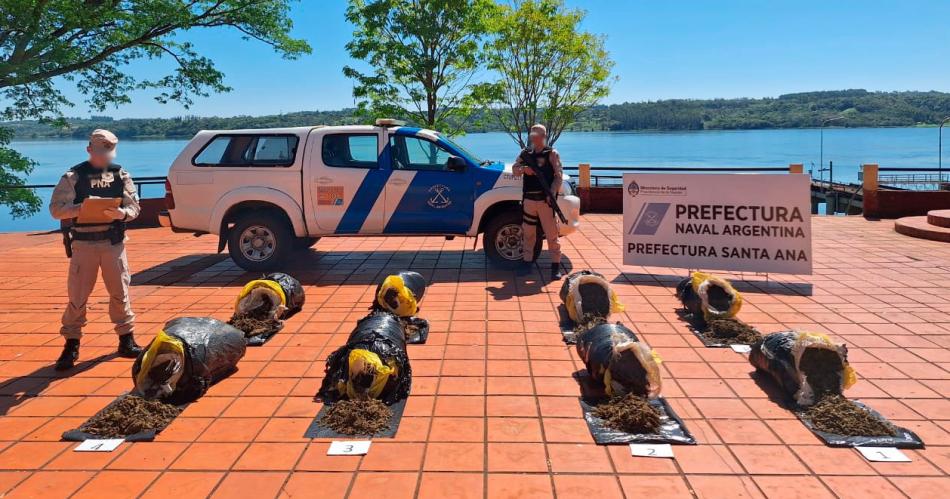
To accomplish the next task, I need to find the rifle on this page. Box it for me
[529,166,568,224]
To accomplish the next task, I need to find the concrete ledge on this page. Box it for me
[927,209,950,228]
[895,215,950,243]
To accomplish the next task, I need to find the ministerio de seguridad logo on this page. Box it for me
[627,180,640,197]
[627,178,687,197]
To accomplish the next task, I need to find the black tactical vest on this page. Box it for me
[518,146,555,194]
[70,162,125,228]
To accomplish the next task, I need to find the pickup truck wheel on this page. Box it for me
[228,213,293,271]
[484,211,542,268]
[293,237,320,250]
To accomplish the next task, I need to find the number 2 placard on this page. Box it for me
[629,443,674,458]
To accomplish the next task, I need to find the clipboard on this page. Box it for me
[76,197,121,224]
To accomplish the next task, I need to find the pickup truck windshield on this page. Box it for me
[441,137,484,165]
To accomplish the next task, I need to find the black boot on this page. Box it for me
[55,339,80,371]
[550,263,563,280]
[117,333,142,358]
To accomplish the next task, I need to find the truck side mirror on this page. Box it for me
[446,156,466,172]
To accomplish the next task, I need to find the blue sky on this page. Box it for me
[58,0,950,118]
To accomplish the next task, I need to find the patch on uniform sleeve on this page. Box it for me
[318,186,345,206]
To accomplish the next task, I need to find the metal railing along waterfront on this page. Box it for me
[565,165,793,187]
[861,167,949,191]
[0,176,168,198]
[876,167,949,190]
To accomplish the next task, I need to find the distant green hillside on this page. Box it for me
[7,89,950,138]
[601,89,950,130]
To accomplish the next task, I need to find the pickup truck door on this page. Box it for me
[308,131,388,234]
[383,132,474,234]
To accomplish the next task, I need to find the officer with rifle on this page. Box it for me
[512,124,565,280]
[49,129,143,370]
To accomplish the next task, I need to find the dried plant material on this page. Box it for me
[573,314,608,333]
[704,318,762,345]
[319,398,393,436]
[79,395,181,438]
[229,296,281,338]
[592,393,661,434]
[805,395,898,437]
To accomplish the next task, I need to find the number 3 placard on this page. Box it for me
[327,440,371,456]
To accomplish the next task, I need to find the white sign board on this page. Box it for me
[623,174,812,274]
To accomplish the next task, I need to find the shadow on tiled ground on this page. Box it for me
[0,215,947,498]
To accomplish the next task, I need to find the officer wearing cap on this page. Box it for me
[49,129,143,370]
[512,124,564,280]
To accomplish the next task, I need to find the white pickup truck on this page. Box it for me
[160,120,581,271]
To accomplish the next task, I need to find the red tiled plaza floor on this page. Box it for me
[0,215,948,498]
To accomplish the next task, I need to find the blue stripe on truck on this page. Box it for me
[335,142,393,234]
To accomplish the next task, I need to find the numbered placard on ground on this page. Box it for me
[731,344,752,354]
[327,440,371,456]
[629,443,674,458]
[856,447,910,462]
[74,439,124,452]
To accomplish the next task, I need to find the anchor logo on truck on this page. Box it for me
[427,184,452,209]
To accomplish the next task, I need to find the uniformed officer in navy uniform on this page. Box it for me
[49,129,143,370]
[512,124,564,280]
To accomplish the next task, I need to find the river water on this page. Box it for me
[3,127,943,232]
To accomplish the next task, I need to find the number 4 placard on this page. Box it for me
[629,443,674,458]
[856,447,910,463]
[74,439,123,452]
[327,440,371,456]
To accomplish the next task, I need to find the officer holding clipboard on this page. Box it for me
[49,129,143,370]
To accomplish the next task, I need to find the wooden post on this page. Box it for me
[862,164,879,191]
[579,163,591,189]
[789,163,804,174]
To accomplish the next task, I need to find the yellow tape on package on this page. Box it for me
[234,279,286,315]
[134,330,185,390]
[338,349,396,400]
[565,274,625,322]
[691,271,742,319]
[376,275,418,317]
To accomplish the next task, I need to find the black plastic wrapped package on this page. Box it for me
[560,270,624,323]
[675,272,742,323]
[265,272,305,318]
[132,317,246,404]
[575,322,661,398]
[749,331,856,407]
[318,311,412,405]
[374,271,427,317]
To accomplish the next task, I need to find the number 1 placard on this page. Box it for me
[856,447,910,462]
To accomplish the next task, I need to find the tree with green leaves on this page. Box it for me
[0,0,310,217]
[482,0,614,146]
[344,0,498,135]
